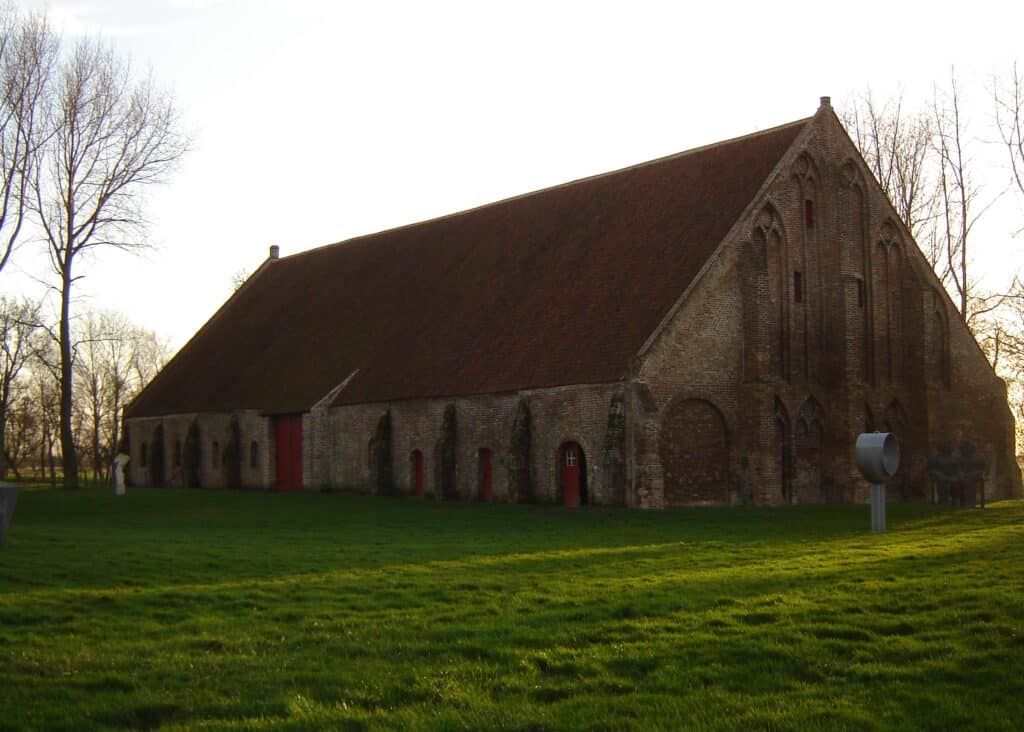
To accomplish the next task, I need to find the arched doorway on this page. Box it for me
[410,450,425,496]
[559,442,588,506]
[660,399,729,505]
[478,448,493,501]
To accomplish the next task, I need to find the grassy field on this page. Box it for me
[0,485,1022,731]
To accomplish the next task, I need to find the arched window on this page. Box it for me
[877,221,904,382]
[930,292,950,389]
[790,153,819,380]
[250,441,260,469]
[753,205,789,380]
[796,398,824,450]
[842,162,870,384]
[795,397,825,502]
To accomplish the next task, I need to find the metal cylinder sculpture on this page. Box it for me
[855,432,900,532]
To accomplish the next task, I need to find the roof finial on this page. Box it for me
[269,244,280,260]
[819,95,832,109]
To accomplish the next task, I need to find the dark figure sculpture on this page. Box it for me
[958,441,987,509]
[927,440,959,507]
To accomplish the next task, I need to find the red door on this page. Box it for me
[561,442,581,506]
[411,450,424,496]
[274,415,303,491]
[479,448,493,501]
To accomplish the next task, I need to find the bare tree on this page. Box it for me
[2,389,35,477]
[932,73,990,322]
[0,6,55,273]
[30,37,187,488]
[844,79,993,322]
[131,327,170,388]
[995,61,1024,208]
[74,311,111,480]
[101,312,138,461]
[70,309,166,481]
[27,323,60,483]
[230,267,251,292]
[0,295,40,478]
[843,90,941,259]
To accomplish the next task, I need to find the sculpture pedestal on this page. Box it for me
[871,484,886,533]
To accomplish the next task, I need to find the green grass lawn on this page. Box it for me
[1,486,1022,731]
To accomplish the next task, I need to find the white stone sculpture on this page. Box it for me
[113,453,130,496]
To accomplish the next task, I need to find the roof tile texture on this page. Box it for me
[127,118,807,417]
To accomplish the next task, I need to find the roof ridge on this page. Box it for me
[280,115,815,262]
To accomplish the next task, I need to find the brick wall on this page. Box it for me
[125,411,273,489]
[124,102,1021,507]
[632,100,1021,506]
[322,383,621,504]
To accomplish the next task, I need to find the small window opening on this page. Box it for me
[566,451,577,468]
[250,441,260,469]
[804,199,815,229]
[174,440,182,467]
[141,442,148,468]
[793,271,804,303]
[856,279,865,308]
[212,441,220,468]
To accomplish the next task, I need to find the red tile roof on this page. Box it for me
[127,117,809,417]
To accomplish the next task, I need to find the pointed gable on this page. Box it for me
[127,117,809,417]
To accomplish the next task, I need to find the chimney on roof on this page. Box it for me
[269,244,280,260]
[819,95,832,109]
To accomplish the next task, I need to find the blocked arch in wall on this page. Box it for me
[841,159,872,383]
[659,398,729,505]
[774,397,792,504]
[929,290,951,388]
[749,202,792,381]
[794,396,825,503]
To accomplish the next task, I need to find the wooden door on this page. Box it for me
[561,442,581,506]
[274,415,303,491]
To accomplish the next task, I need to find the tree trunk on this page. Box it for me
[91,399,101,481]
[48,436,56,486]
[59,267,77,489]
[39,424,47,480]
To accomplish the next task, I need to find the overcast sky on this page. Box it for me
[5,0,1024,350]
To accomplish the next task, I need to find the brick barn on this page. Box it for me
[124,98,1022,507]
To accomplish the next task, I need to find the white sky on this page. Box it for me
[5,0,1024,351]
